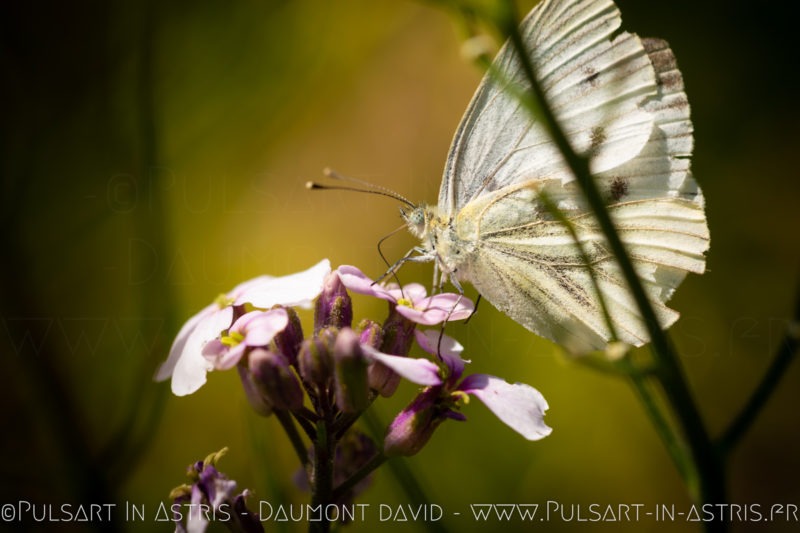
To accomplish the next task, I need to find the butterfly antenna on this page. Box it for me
[308,167,420,299]
[306,167,416,208]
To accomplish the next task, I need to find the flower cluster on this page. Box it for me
[336,265,551,454]
[156,260,332,396]
[158,259,551,528]
[156,260,442,406]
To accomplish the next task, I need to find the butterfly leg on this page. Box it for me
[374,246,434,287]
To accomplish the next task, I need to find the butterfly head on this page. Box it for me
[401,204,434,240]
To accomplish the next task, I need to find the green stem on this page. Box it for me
[622,361,694,484]
[538,191,620,344]
[497,1,725,526]
[275,409,309,467]
[331,453,387,503]
[718,281,800,456]
[309,418,334,533]
[293,406,320,440]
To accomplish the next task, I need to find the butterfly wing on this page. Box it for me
[457,187,707,352]
[439,0,708,351]
[440,0,668,214]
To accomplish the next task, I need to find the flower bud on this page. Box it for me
[368,361,402,398]
[272,306,304,365]
[298,334,334,391]
[380,309,416,356]
[231,490,265,533]
[315,271,353,332]
[383,387,443,457]
[368,313,415,397]
[333,328,369,413]
[248,348,304,411]
[237,363,273,416]
[357,319,383,349]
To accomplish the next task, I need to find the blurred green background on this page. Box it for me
[2,0,799,531]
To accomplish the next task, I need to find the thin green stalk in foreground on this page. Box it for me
[718,281,800,456]
[539,189,694,480]
[494,0,726,526]
[622,361,694,485]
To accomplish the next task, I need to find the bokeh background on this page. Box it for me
[2,0,799,531]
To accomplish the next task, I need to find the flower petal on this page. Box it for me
[215,344,247,370]
[395,293,474,325]
[242,309,289,347]
[207,309,289,370]
[336,265,395,302]
[229,275,274,298]
[237,259,331,309]
[186,484,209,533]
[155,302,216,382]
[400,283,428,303]
[459,374,552,441]
[362,345,442,386]
[170,306,234,396]
[394,306,449,326]
[414,329,467,377]
[420,293,475,321]
[201,338,226,359]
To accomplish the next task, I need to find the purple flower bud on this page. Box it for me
[380,309,416,356]
[231,490,265,533]
[197,464,238,509]
[272,306,304,365]
[170,449,260,533]
[298,333,334,391]
[237,363,273,417]
[368,362,402,398]
[355,318,393,396]
[333,328,369,413]
[357,319,383,350]
[249,348,304,411]
[383,387,445,457]
[315,271,353,332]
[365,312,415,398]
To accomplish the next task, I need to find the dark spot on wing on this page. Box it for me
[582,66,599,87]
[609,177,629,201]
[589,126,606,154]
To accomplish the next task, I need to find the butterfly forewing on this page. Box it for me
[440,0,658,215]
[430,0,708,352]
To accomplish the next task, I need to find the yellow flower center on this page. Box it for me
[220,331,244,347]
[396,297,414,308]
[450,390,470,405]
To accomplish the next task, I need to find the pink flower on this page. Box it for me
[201,310,289,370]
[336,265,474,325]
[384,330,551,456]
[156,259,330,396]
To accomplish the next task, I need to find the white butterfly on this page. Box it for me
[402,0,709,353]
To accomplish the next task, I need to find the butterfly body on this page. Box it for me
[404,0,709,353]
